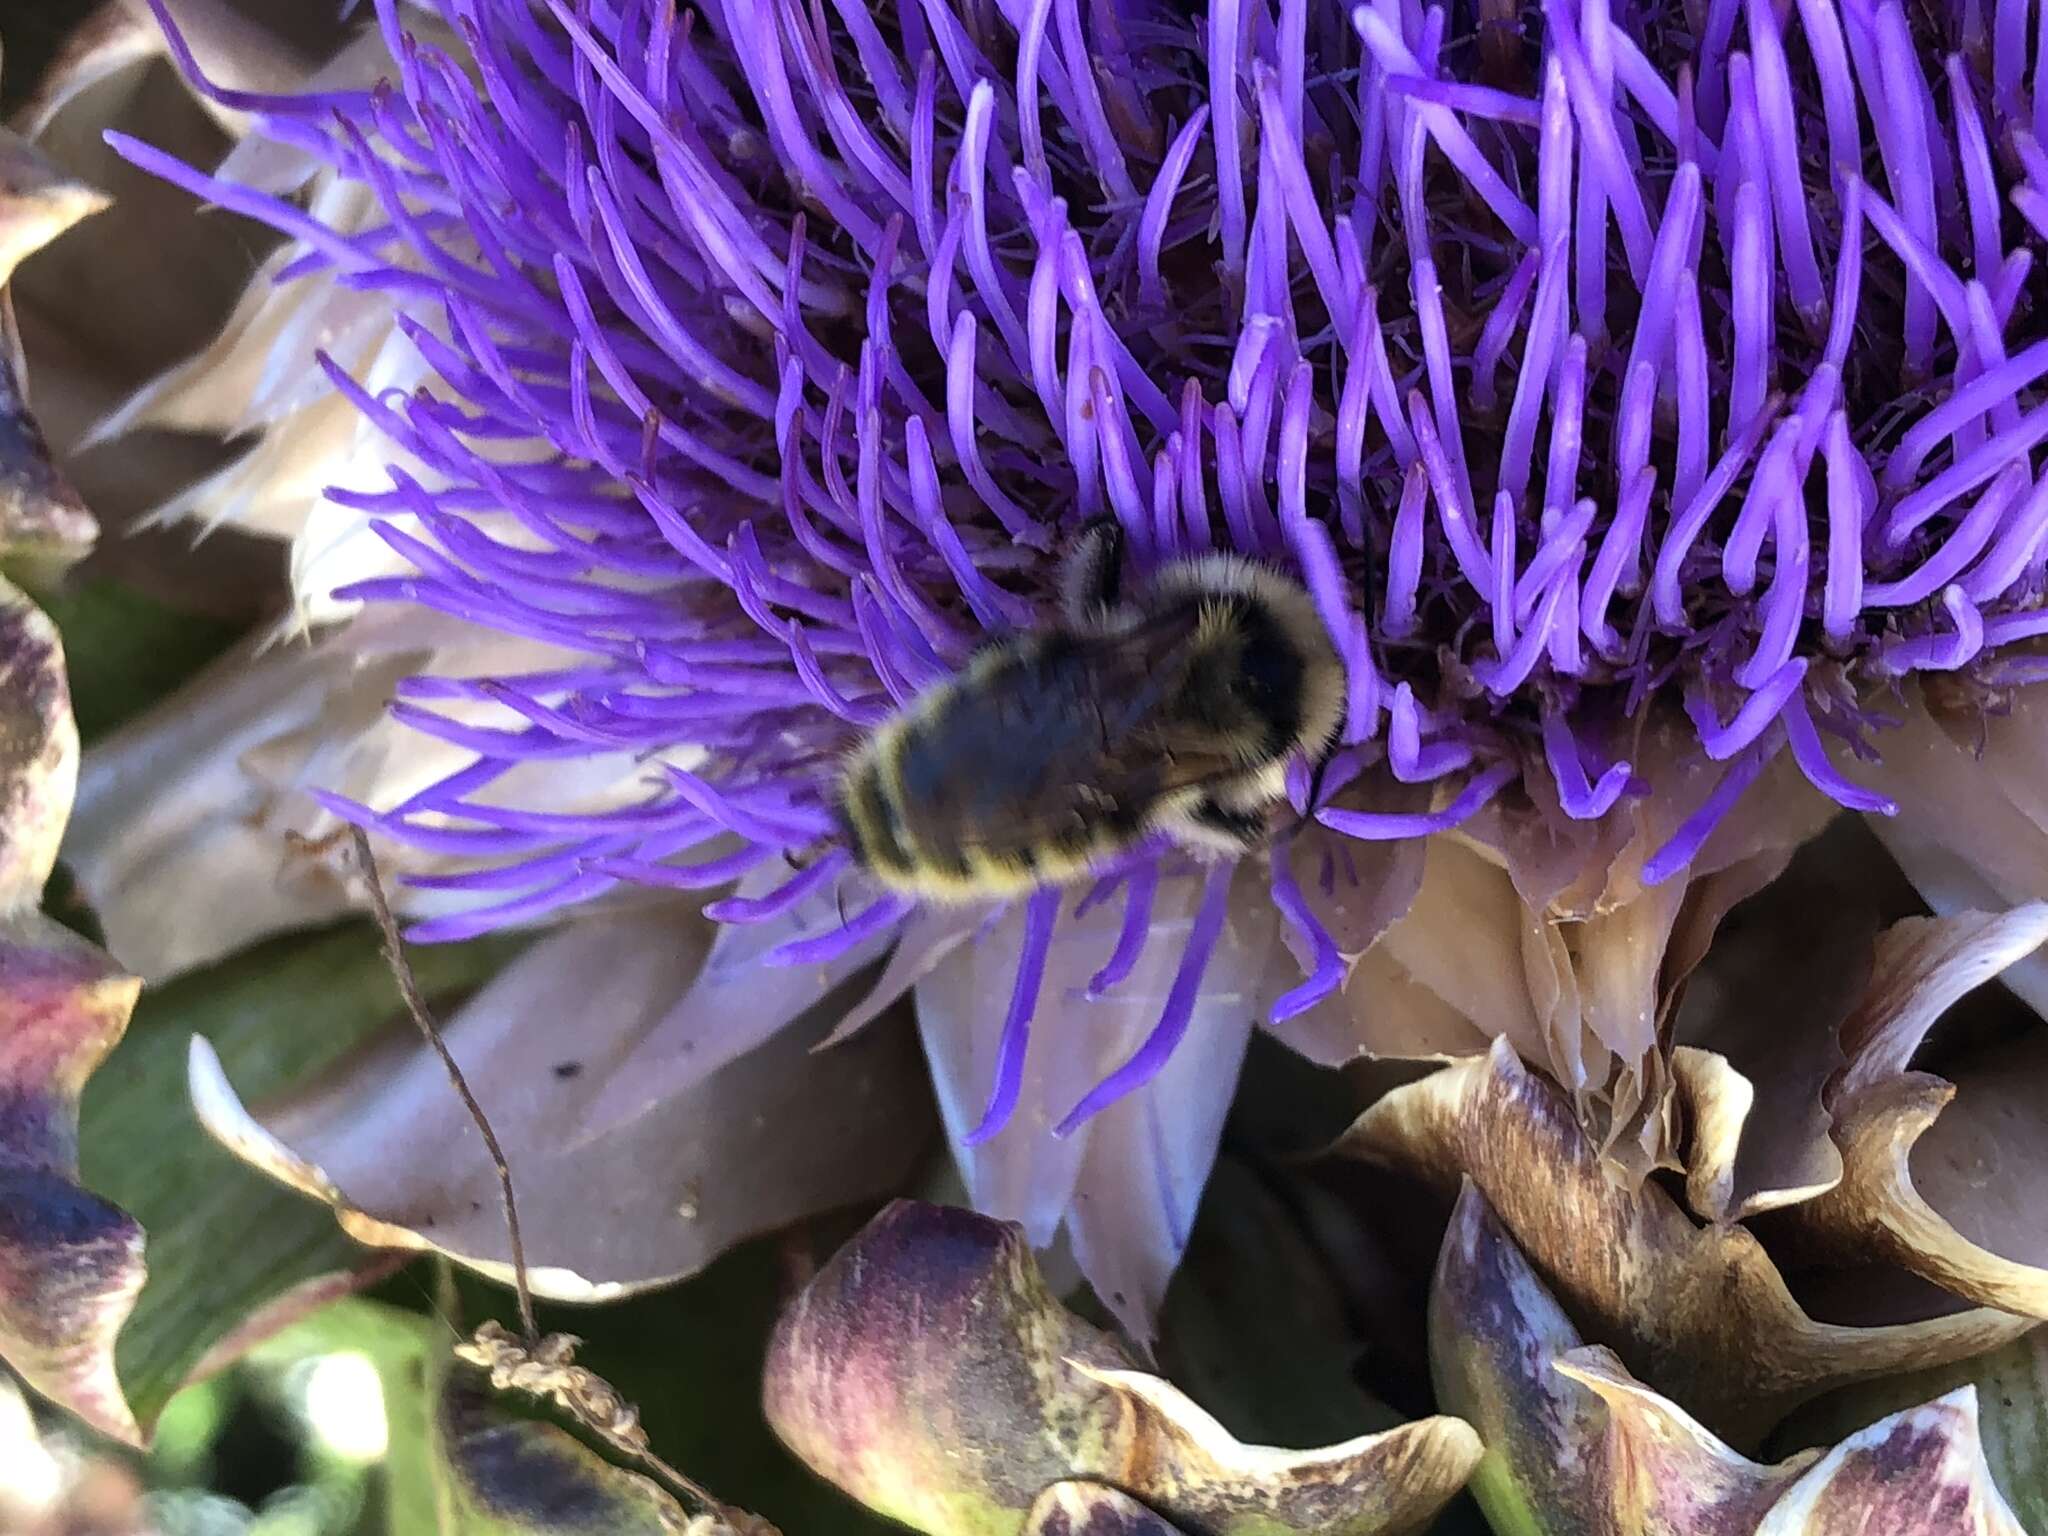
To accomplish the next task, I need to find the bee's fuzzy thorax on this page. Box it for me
[832,537,1351,903]
[1150,553,1349,756]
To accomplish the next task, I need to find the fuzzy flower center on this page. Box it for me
[119,0,2048,1131]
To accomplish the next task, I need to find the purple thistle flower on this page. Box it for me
[111,0,2048,1329]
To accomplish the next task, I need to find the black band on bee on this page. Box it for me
[1230,597,1310,756]
[835,758,917,877]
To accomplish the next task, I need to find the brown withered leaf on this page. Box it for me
[1432,1182,2028,1534]
[1342,1039,2033,1447]
[763,1200,1481,1536]
[1785,907,2048,1320]
[0,910,145,1444]
[189,903,934,1299]
[1023,1485,1184,1535]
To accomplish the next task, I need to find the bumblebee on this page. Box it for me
[832,520,1347,901]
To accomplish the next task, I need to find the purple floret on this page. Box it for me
[121,0,2048,1130]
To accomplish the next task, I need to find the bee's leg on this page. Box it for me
[1304,751,1333,814]
[1060,516,1127,623]
[1160,793,1271,855]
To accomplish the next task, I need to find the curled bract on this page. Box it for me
[762,1200,1481,1536]
[0,578,145,1442]
[1431,1183,2028,1535]
[1662,822,1913,1224]
[0,584,75,906]
[0,51,109,580]
[0,910,145,1446]
[1341,1038,2032,1447]
[1855,685,2048,1018]
[0,339,98,579]
[1786,907,2048,1321]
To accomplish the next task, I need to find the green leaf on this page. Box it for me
[243,1295,443,1536]
[38,576,246,746]
[77,918,525,1431]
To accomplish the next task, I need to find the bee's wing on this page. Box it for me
[1079,608,1256,790]
[894,606,1248,860]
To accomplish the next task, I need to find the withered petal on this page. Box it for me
[763,1200,1480,1536]
[68,606,686,980]
[1343,1039,2033,1447]
[0,910,144,1444]
[572,858,899,1139]
[1339,741,1830,1185]
[914,864,1276,1344]
[190,904,933,1299]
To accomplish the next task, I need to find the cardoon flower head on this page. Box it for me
[115,0,2048,1224]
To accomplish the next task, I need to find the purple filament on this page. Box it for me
[1055,861,1235,1135]
[103,0,2048,1139]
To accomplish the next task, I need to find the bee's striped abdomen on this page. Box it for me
[833,730,919,880]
